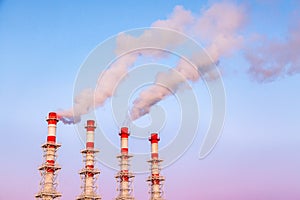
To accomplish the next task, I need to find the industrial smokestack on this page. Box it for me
[77,120,101,200]
[35,112,62,200]
[147,133,165,200]
[115,127,135,200]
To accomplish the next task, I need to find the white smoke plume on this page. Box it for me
[130,2,246,120]
[58,5,194,123]
[59,2,246,123]
[245,20,300,82]
[58,2,300,124]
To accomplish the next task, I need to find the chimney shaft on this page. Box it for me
[46,112,58,143]
[86,120,96,149]
[120,127,129,154]
[35,112,62,199]
[77,120,101,200]
[148,133,165,200]
[115,127,135,200]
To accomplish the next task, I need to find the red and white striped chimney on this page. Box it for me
[150,133,159,160]
[77,120,101,200]
[44,112,59,191]
[148,133,165,200]
[85,120,96,194]
[46,112,59,143]
[115,127,135,200]
[86,120,96,149]
[119,127,130,196]
[120,127,129,155]
[36,112,62,199]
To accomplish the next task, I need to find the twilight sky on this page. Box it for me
[0,0,300,199]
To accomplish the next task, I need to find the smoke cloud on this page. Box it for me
[59,2,246,123]
[130,2,246,120]
[245,21,300,82]
[58,2,299,124]
[58,5,194,123]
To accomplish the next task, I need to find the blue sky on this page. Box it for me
[0,1,300,199]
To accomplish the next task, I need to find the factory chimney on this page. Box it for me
[115,127,135,200]
[77,120,101,200]
[147,133,165,200]
[35,112,62,200]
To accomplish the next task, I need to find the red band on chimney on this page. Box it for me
[87,172,94,177]
[46,160,55,173]
[149,133,160,143]
[86,164,94,169]
[47,160,55,165]
[121,148,128,153]
[87,127,95,131]
[121,127,128,133]
[152,153,158,159]
[120,127,129,138]
[47,136,56,143]
[47,168,54,173]
[87,120,95,126]
[47,112,59,125]
[86,120,96,131]
[120,133,128,138]
[152,173,160,184]
[86,142,94,148]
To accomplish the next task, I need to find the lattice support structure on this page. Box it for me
[115,127,135,200]
[35,112,62,200]
[77,120,101,200]
[147,133,165,200]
